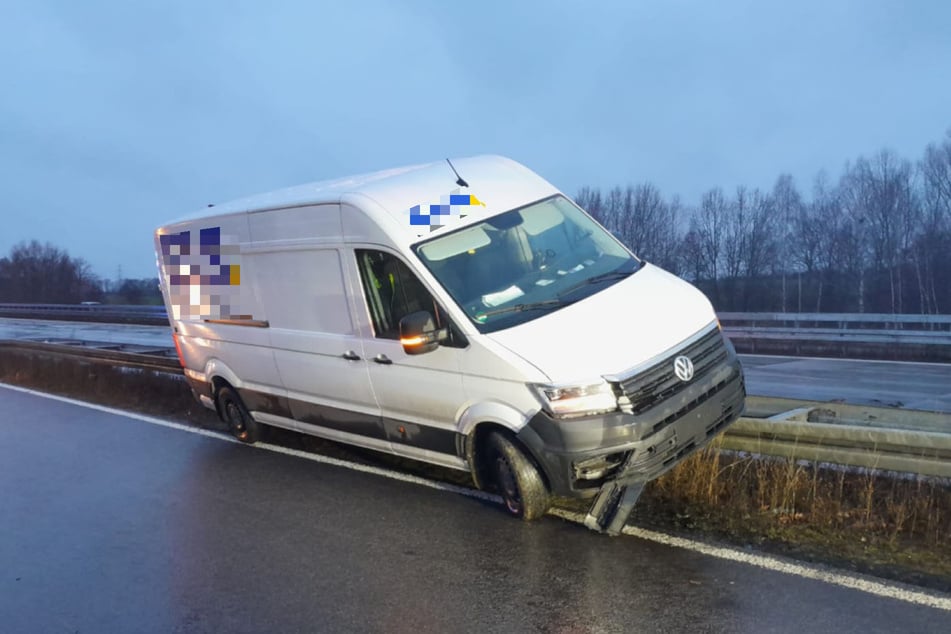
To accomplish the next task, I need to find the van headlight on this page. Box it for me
[533,379,618,419]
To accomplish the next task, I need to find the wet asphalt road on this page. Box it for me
[0,317,173,348]
[1,387,949,633]
[742,354,951,412]
[3,317,951,413]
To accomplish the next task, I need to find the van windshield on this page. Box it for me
[413,195,642,333]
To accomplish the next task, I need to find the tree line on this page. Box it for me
[0,241,161,304]
[4,130,951,313]
[576,129,951,314]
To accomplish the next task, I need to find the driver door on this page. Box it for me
[349,248,469,469]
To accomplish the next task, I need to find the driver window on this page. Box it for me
[355,249,462,345]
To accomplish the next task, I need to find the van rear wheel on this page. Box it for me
[218,387,260,444]
[487,432,550,521]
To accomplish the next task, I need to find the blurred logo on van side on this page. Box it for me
[158,226,245,320]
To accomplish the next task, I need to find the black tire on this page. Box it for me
[487,432,550,521]
[217,386,260,444]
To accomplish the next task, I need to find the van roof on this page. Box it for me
[161,154,559,243]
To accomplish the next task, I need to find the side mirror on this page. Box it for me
[399,311,447,355]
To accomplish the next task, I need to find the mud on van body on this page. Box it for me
[155,155,745,525]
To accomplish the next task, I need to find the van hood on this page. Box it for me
[485,263,717,383]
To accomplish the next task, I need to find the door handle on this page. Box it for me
[341,350,361,361]
[373,354,393,365]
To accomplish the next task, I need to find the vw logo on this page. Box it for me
[673,355,694,382]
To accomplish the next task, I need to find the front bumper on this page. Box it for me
[517,352,745,498]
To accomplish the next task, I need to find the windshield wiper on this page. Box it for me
[479,299,570,318]
[557,269,635,298]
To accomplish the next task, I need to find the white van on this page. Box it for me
[154,155,745,532]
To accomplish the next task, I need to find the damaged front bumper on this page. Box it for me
[517,342,745,533]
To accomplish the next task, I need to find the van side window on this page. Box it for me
[355,249,464,346]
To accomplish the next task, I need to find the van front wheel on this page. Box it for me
[218,387,260,444]
[487,432,550,521]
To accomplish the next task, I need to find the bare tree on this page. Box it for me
[679,225,706,283]
[0,241,101,303]
[656,195,683,274]
[921,130,951,206]
[617,183,678,266]
[841,152,917,313]
[745,189,779,310]
[575,187,605,226]
[804,171,844,312]
[689,188,728,304]
[772,174,803,313]
[601,186,626,243]
[723,186,749,281]
[838,161,873,312]
[917,130,951,313]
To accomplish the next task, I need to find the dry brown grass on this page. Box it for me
[644,438,951,543]
[636,437,951,586]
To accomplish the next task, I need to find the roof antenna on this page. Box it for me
[446,158,468,188]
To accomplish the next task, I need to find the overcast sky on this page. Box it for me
[2,1,950,279]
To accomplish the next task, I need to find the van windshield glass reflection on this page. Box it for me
[414,195,641,333]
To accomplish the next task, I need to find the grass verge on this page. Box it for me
[2,348,949,592]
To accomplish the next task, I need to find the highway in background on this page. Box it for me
[742,355,951,413]
[3,317,951,413]
[2,385,948,633]
[0,316,172,347]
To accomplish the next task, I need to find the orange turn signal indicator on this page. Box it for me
[171,332,186,367]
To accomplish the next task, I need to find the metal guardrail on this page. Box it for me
[730,397,951,478]
[719,312,951,361]
[0,303,169,325]
[0,339,181,371]
[720,312,951,327]
[0,303,166,315]
[721,312,951,340]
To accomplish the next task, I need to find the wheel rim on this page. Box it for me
[225,400,249,441]
[495,455,523,515]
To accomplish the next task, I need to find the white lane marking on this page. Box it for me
[3,381,950,612]
[550,508,951,611]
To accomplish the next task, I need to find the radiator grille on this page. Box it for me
[615,328,728,416]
